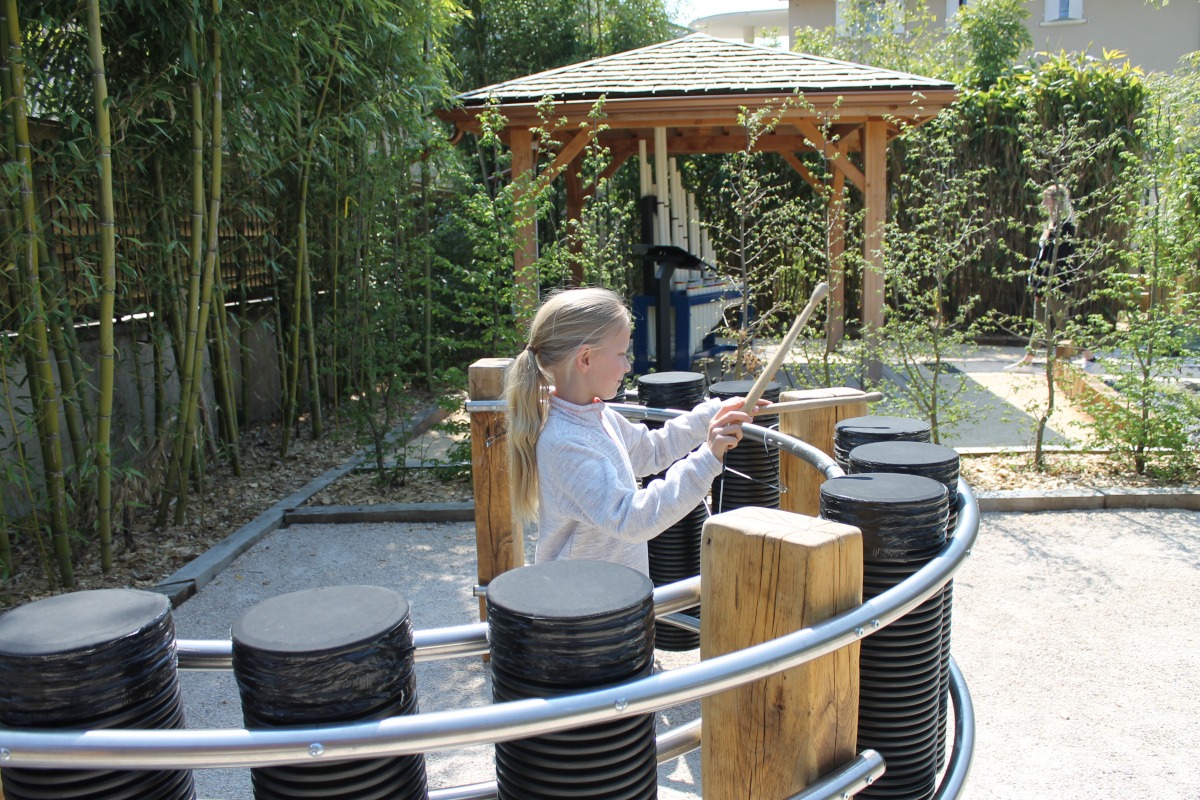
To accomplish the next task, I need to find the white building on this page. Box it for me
[690,1,1200,73]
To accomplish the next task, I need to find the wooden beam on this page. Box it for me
[537,129,592,187]
[829,139,866,194]
[863,119,887,380]
[510,127,538,320]
[828,169,847,349]
[781,152,819,191]
[582,147,633,202]
[437,90,960,137]
[565,156,585,286]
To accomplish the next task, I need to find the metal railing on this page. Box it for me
[0,409,978,800]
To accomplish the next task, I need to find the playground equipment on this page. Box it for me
[0,382,978,800]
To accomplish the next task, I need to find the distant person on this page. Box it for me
[504,287,762,575]
[1007,183,1094,370]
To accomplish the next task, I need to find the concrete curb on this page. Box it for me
[978,486,1200,513]
[154,402,453,607]
[283,502,475,525]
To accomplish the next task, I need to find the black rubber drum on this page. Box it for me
[708,380,781,513]
[847,440,962,771]
[820,473,949,800]
[833,415,932,468]
[635,371,706,411]
[0,589,195,800]
[487,561,657,800]
[637,371,708,652]
[231,585,426,800]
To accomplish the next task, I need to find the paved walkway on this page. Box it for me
[164,343,1197,799]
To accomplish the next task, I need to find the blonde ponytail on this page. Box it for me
[504,287,631,524]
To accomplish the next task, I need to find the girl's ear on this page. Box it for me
[575,344,592,373]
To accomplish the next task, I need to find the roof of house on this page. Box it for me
[452,33,954,106]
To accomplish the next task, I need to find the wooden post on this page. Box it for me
[778,388,868,517]
[510,128,538,321]
[863,120,887,382]
[827,170,847,349]
[700,507,862,799]
[469,358,521,621]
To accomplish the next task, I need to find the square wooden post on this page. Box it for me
[469,358,521,621]
[777,388,868,517]
[700,507,862,799]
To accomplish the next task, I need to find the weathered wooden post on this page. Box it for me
[778,388,869,516]
[468,358,522,621]
[700,507,863,799]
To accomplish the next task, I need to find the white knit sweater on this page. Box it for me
[534,393,724,575]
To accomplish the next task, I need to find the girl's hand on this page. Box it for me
[706,397,757,461]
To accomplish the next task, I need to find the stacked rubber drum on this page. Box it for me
[820,415,960,800]
[708,379,781,513]
[487,561,658,800]
[636,371,709,651]
[0,588,196,800]
[231,585,427,800]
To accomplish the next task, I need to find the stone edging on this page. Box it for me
[153,402,454,607]
[977,486,1199,513]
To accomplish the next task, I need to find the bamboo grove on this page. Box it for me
[2,0,1197,593]
[0,0,680,591]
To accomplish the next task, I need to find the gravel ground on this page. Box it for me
[170,506,1200,800]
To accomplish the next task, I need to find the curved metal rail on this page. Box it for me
[0,406,978,800]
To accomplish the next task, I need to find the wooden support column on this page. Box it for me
[778,388,869,517]
[565,155,585,286]
[827,170,847,350]
[863,120,887,380]
[469,358,521,622]
[511,128,538,321]
[701,507,862,799]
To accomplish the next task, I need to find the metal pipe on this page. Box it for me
[784,749,886,800]
[932,658,976,800]
[0,420,975,800]
[659,612,701,634]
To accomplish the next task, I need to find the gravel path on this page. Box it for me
[171,507,1200,800]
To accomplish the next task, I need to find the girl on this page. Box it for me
[1008,183,1094,369]
[505,287,759,576]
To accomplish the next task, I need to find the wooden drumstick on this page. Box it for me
[741,282,830,410]
[750,391,884,415]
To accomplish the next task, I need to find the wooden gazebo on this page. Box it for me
[437,34,957,345]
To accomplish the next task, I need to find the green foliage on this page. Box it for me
[879,106,997,442]
[953,0,1032,89]
[1082,66,1200,476]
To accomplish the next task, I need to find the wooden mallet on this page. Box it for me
[740,282,830,411]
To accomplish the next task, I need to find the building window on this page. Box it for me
[1044,0,1083,23]
[945,0,966,26]
[836,0,906,36]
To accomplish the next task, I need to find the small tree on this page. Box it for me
[1086,67,1200,476]
[1016,97,1129,469]
[877,107,995,443]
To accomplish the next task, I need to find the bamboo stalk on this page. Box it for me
[5,0,73,587]
[87,0,117,571]
[173,7,224,525]
[282,30,339,455]
[156,23,206,528]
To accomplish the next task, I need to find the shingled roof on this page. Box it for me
[453,33,954,105]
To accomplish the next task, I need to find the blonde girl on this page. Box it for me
[505,287,758,575]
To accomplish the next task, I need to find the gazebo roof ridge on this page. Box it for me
[450,33,955,106]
